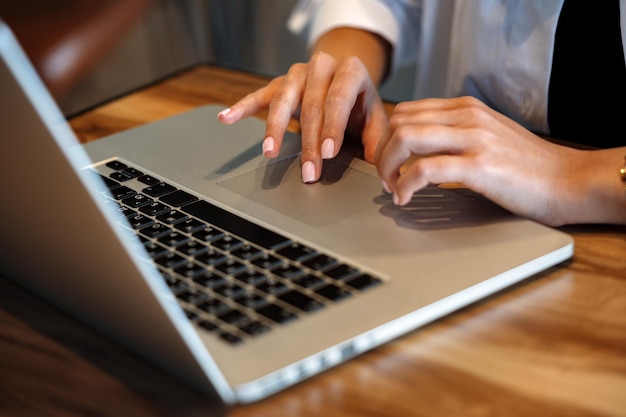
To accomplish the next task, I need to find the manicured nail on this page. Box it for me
[301,161,316,183]
[262,136,275,156]
[217,107,231,119]
[321,138,335,159]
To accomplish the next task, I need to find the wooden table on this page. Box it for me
[2,65,626,417]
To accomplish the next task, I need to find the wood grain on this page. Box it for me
[2,65,625,417]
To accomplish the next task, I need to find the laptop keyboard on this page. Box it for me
[90,159,383,345]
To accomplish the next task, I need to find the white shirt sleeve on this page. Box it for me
[287,0,422,73]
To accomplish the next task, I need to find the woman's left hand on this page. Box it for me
[374,96,626,226]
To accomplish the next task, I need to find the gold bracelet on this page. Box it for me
[621,156,626,194]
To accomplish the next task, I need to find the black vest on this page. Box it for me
[548,0,626,148]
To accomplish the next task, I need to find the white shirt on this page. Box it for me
[288,0,626,134]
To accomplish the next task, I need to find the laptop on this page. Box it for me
[0,20,574,407]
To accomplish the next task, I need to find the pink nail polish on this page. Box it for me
[302,161,316,183]
[262,137,275,156]
[217,108,231,119]
[321,138,335,159]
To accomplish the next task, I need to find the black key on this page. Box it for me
[122,194,153,208]
[256,303,297,324]
[182,200,291,249]
[197,298,229,315]
[158,231,190,248]
[293,274,325,289]
[324,263,359,280]
[157,210,188,225]
[155,252,187,269]
[212,235,243,252]
[315,284,352,301]
[302,254,337,271]
[116,204,137,218]
[219,332,243,345]
[110,186,136,200]
[196,249,228,266]
[271,263,305,280]
[174,218,207,234]
[177,288,209,304]
[139,223,172,239]
[198,320,219,332]
[143,182,176,197]
[160,190,198,207]
[234,292,268,309]
[278,290,325,312]
[193,227,225,242]
[251,254,281,270]
[137,174,161,185]
[214,282,247,298]
[106,160,127,170]
[238,321,270,336]
[218,308,249,324]
[140,202,171,216]
[126,214,154,229]
[214,259,247,276]
[256,278,288,295]
[193,272,226,289]
[276,243,317,261]
[231,244,263,261]
[176,240,209,257]
[344,274,382,290]
[234,269,267,286]
[123,167,143,178]
[174,262,207,279]
[143,241,169,259]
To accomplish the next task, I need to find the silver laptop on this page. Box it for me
[0,20,574,407]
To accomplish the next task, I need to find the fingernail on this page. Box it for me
[392,192,401,205]
[301,161,316,183]
[262,136,275,156]
[217,108,231,119]
[381,180,391,193]
[321,138,335,159]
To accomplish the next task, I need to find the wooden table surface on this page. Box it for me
[2,65,626,417]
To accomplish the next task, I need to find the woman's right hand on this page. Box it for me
[218,30,390,184]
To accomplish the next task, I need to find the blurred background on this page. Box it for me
[1,0,415,116]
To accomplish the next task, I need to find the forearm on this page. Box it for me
[311,27,391,87]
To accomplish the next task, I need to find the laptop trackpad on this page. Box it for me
[217,155,382,227]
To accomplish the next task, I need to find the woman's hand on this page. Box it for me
[375,96,626,226]
[218,27,392,183]
[218,51,388,183]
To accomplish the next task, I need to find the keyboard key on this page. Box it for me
[127,214,154,230]
[182,200,291,249]
[160,190,198,207]
[140,223,172,239]
[143,182,176,197]
[157,210,188,225]
[302,254,337,271]
[137,175,161,185]
[193,227,225,242]
[344,274,382,290]
[315,284,352,301]
[256,303,297,324]
[276,243,317,261]
[324,263,359,280]
[278,290,325,312]
[140,202,171,216]
[175,218,207,234]
[176,240,209,257]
